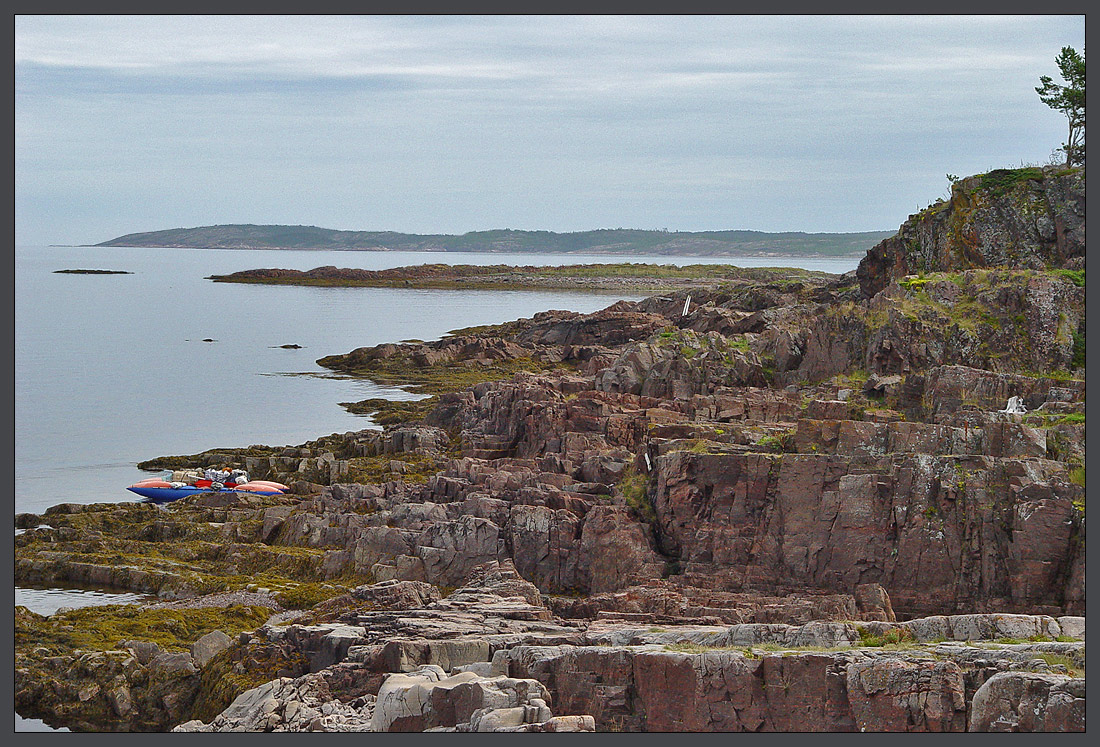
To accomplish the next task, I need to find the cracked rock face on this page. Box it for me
[167,569,1084,733]
[856,166,1085,298]
[15,167,1086,732]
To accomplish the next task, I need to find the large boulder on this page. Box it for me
[370,665,559,733]
[969,672,1085,732]
[190,630,233,668]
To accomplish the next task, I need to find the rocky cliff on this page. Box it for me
[857,166,1085,298]
[16,167,1086,732]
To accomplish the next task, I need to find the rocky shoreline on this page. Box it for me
[15,165,1086,732]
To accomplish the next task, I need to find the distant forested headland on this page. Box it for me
[95,224,895,257]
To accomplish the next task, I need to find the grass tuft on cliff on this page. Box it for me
[616,466,656,524]
[976,167,1046,197]
[857,626,916,648]
[1053,269,1085,287]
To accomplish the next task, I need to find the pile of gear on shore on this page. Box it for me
[163,467,251,490]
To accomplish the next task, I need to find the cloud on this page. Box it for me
[14,15,1086,244]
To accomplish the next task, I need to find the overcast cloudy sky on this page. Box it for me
[15,15,1085,245]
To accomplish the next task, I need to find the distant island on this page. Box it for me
[208,262,837,293]
[95,224,895,257]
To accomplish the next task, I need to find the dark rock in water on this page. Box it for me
[53,269,133,274]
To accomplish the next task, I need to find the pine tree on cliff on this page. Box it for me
[1036,46,1085,166]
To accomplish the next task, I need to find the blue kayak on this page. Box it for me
[127,485,284,503]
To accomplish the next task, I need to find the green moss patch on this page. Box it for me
[15,604,271,655]
[344,452,446,485]
[16,499,368,606]
[1053,269,1086,288]
[1033,652,1083,677]
[339,397,439,425]
[190,645,310,723]
[977,167,1045,197]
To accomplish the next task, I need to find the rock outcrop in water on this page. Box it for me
[16,166,1085,731]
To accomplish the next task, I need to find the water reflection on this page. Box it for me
[15,585,152,617]
[16,714,70,732]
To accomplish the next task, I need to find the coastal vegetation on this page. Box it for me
[1036,46,1085,167]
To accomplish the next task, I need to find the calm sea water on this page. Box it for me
[13,245,857,730]
[15,245,857,517]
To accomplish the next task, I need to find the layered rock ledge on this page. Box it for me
[15,166,1086,732]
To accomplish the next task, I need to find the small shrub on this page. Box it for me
[898,276,933,291]
[858,627,915,647]
[688,438,713,454]
[1034,653,1081,677]
[617,467,655,524]
[753,430,794,453]
[1071,330,1085,368]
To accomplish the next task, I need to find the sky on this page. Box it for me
[14,14,1086,246]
